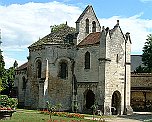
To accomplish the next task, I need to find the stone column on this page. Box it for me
[38,81,44,109]
[44,59,49,96]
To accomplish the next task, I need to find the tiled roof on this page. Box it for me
[16,62,28,71]
[78,32,101,46]
[29,24,76,48]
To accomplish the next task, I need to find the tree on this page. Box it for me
[51,23,68,33]
[134,65,149,73]
[142,34,152,72]
[46,101,56,119]
[13,60,18,68]
[1,67,15,97]
[0,49,5,92]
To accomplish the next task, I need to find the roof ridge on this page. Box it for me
[76,5,92,23]
[16,62,28,70]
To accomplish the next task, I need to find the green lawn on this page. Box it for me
[0,109,104,122]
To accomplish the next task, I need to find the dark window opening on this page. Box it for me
[59,62,68,79]
[22,76,26,89]
[116,54,119,63]
[85,52,90,69]
[36,60,42,78]
[86,19,89,34]
[86,90,95,109]
[92,21,96,32]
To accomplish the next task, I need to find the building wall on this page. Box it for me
[14,70,27,107]
[131,73,152,111]
[27,45,76,110]
[104,26,127,115]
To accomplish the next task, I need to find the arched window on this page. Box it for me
[92,21,96,32]
[36,60,42,78]
[86,19,89,34]
[85,52,90,69]
[59,62,68,79]
[22,76,26,89]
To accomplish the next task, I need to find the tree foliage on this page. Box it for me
[13,60,18,68]
[134,65,149,73]
[0,50,5,92]
[1,66,15,96]
[0,50,16,96]
[142,34,152,72]
[51,23,67,33]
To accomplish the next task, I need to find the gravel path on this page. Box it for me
[85,112,152,122]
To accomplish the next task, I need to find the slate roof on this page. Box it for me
[16,62,28,71]
[29,24,76,48]
[78,32,101,46]
[131,55,144,72]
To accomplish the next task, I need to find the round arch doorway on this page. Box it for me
[86,90,95,109]
[111,91,121,115]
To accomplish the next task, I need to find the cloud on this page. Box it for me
[99,14,152,54]
[140,0,152,2]
[3,52,26,69]
[0,1,82,68]
[0,1,81,50]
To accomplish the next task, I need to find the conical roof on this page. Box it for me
[29,24,76,48]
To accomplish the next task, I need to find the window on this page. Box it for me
[92,21,96,32]
[85,52,90,69]
[86,19,89,34]
[116,54,119,63]
[36,60,42,78]
[22,76,26,89]
[59,62,68,79]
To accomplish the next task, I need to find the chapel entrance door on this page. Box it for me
[111,91,121,115]
[86,90,95,109]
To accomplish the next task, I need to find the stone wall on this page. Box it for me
[131,73,152,111]
[14,69,27,107]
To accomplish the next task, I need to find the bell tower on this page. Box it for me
[75,5,101,44]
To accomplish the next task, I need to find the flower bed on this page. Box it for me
[0,109,16,120]
[40,110,84,119]
[0,95,17,120]
[47,119,95,122]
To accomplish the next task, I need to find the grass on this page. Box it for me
[0,109,104,122]
[1,109,49,122]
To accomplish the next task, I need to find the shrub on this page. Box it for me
[0,95,8,107]
[7,98,18,108]
[0,95,18,109]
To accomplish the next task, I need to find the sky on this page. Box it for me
[1,0,152,68]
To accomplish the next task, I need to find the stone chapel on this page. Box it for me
[15,5,133,115]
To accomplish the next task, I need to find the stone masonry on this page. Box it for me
[15,5,133,115]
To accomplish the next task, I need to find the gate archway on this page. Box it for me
[111,91,121,115]
[86,90,95,109]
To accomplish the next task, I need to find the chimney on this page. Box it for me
[114,20,119,27]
